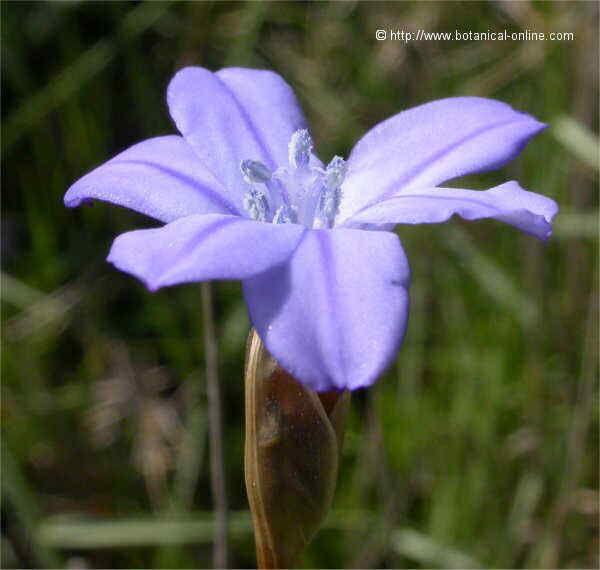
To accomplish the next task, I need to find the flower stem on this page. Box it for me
[201,282,228,568]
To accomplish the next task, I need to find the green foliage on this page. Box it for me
[2,2,597,568]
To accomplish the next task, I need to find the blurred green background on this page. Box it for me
[2,1,598,568]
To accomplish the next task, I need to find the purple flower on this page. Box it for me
[64,67,558,392]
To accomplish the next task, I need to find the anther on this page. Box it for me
[288,129,313,169]
[315,156,346,228]
[272,205,297,225]
[244,189,270,222]
[323,156,346,190]
[241,160,272,184]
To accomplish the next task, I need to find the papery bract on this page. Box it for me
[65,66,558,392]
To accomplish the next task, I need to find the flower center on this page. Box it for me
[240,129,346,229]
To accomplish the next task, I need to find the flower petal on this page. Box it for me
[64,136,239,222]
[344,181,558,241]
[215,67,309,166]
[107,214,306,291]
[243,228,410,392]
[167,67,308,197]
[338,97,546,223]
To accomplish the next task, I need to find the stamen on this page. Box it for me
[240,159,272,184]
[243,188,270,222]
[323,156,346,190]
[240,133,346,228]
[315,156,346,228]
[272,204,298,225]
[288,129,313,169]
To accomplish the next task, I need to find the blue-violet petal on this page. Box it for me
[167,67,308,199]
[345,181,558,241]
[338,97,546,223]
[243,228,410,392]
[64,135,238,222]
[107,213,306,291]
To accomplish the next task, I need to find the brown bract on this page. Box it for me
[244,329,350,569]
